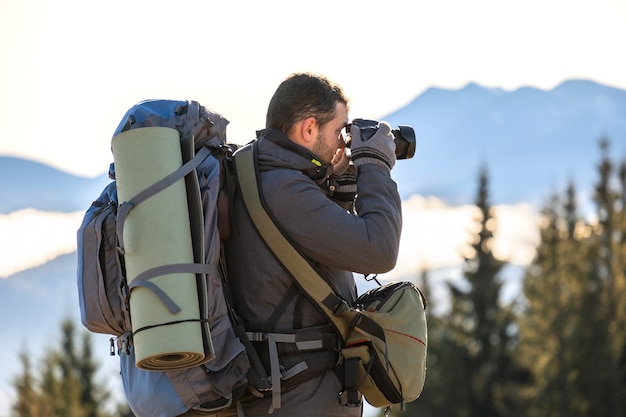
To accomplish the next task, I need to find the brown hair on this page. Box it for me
[266,73,349,135]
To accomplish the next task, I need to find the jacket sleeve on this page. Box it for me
[261,163,402,275]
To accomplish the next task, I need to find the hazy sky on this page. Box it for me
[1,0,625,178]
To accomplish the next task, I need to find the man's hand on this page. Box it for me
[349,122,396,170]
[331,146,350,176]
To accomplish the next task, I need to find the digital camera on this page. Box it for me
[346,118,416,160]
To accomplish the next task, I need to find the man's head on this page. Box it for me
[266,73,350,164]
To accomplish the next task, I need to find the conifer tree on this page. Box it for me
[58,320,84,417]
[11,350,44,417]
[397,165,527,417]
[454,165,524,417]
[9,318,127,417]
[518,184,603,416]
[78,332,110,417]
[517,137,626,416]
[590,138,626,416]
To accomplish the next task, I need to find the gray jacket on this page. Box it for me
[225,128,402,416]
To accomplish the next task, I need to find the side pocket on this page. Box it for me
[77,182,129,336]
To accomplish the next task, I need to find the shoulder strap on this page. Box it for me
[233,143,352,341]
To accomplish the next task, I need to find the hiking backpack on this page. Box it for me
[77,100,251,416]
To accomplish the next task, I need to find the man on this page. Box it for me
[226,72,402,416]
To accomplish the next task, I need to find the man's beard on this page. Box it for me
[311,131,334,165]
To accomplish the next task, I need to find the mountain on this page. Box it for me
[0,156,111,214]
[0,254,123,414]
[385,79,626,208]
[0,253,86,371]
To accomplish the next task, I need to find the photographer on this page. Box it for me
[225,72,402,417]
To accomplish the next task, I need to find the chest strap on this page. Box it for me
[245,326,341,411]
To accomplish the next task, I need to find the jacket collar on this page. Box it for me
[257,129,332,183]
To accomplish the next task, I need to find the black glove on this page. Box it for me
[349,122,396,170]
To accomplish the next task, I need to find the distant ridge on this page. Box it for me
[0,156,110,213]
[384,79,626,207]
[2,79,625,213]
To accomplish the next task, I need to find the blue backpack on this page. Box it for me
[77,100,252,416]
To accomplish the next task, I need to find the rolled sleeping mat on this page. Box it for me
[112,126,213,371]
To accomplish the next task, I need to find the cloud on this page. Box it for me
[381,196,541,281]
[0,198,541,281]
[0,209,84,278]
[489,203,542,264]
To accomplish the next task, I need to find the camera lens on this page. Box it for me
[393,126,416,160]
[345,119,416,160]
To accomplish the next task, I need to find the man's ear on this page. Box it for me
[301,117,317,144]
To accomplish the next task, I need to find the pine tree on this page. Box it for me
[590,138,626,416]
[11,350,45,417]
[58,320,84,417]
[397,165,527,417]
[516,137,626,416]
[78,332,111,417]
[9,318,128,417]
[518,184,603,416]
[455,165,526,417]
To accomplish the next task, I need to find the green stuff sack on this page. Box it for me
[341,281,428,408]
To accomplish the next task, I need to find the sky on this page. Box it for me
[1,0,625,179]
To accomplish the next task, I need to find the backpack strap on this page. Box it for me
[262,283,300,330]
[128,263,219,314]
[233,142,372,410]
[233,143,352,339]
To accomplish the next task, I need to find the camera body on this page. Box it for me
[346,118,416,160]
